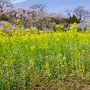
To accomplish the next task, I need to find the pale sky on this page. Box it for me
[11,0,90,13]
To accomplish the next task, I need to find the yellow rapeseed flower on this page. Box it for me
[4,21,9,27]
[40,44,49,49]
[29,59,34,65]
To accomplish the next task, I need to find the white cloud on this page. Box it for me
[11,0,27,4]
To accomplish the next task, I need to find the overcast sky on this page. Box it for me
[11,0,90,13]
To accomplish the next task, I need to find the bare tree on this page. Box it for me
[74,6,90,20]
[65,10,72,17]
[0,0,12,10]
[30,4,46,13]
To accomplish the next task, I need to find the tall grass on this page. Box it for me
[0,30,90,89]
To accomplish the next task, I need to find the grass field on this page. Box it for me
[0,30,90,90]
